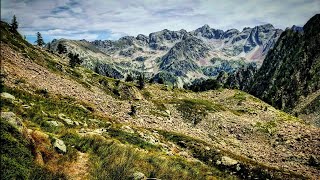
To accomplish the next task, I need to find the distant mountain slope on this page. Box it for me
[249,14,320,123]
[49,24,282,85]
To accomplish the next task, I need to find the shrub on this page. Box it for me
[186,79,221,92]
[125,74,134,82]
[35,88,49,97]
[57,43,67,54]
[129,104,137,116]
[68,53,82,68]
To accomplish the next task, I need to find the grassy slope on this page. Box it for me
[0,21,235,180]
[2,86,235,180]
[1,21,319,179]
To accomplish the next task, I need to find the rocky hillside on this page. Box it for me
[249,14,320,124]
[48,24,282,86]
[1,21,320,179]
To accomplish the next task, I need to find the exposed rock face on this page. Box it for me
[159,36,208,77]
[223,29,240,39]
[2,18,320,179]
[249,14,320,113]
[291,25,303,32]
[149,29,187,50]
[202,58,247,77]
[49,23,282,85]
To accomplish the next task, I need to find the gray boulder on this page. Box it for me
[1,92,15,101]
[221,156,238,166]
[58,113,74,125]
[47,121,64,127]
[130,172,146,180]
[53,138,66,153]
[1,112,23,131]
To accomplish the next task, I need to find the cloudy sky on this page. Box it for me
[1,0,319,43]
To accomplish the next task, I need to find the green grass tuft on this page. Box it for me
[231,91,247,102]
[107,127,160,150]
[170,99,225,125]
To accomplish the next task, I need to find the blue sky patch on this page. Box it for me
[1,0,319,44]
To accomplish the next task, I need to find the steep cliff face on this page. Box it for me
[249,14,320,114]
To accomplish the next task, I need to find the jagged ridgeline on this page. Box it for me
[47,23,282,86]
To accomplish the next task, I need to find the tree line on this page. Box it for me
[10,15,45,47]
[9,15,82,68]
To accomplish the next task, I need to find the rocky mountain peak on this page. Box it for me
[136,34,148,41]
[2,17,320,179]
[242,27,251,31]
[289,25,303,32]
[194,24,224,39]
[257,23,275,30]
[179,29,188,34]
[223,29,240,38]
[200,24,211,30]
[119,36,135,41]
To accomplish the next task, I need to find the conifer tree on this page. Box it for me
[47,42,51,50]
[10,15,18,32]
[68,53,82,68]
[35,32,45,46]
[57,43,67,54]
[137,73,145,89]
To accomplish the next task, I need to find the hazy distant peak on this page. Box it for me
[257,23,275,29]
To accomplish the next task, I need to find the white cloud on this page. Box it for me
[1,0,319,41]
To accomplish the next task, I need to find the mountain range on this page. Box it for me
[47,15,320,123]
[48,23,283,86]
